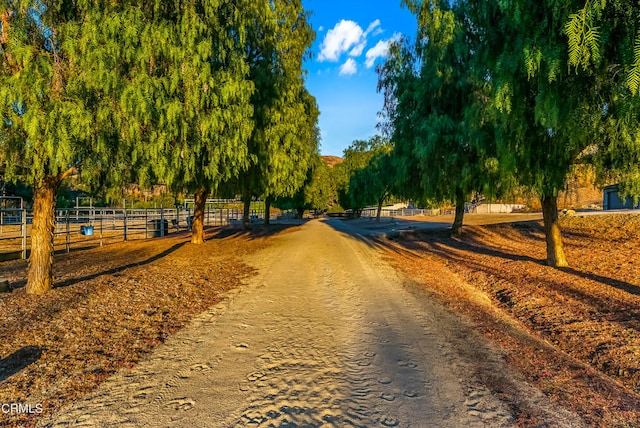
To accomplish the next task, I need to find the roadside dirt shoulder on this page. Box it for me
[378,214,640,426]
[0,226,292,427]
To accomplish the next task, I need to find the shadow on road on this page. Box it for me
[323,217,451,242]
[208,222,307,241]
[330,216,640,330]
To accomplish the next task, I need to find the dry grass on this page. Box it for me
[0,225,296,427]
[382,213,640,426]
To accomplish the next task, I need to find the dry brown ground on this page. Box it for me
[2,213,639,427]
[0,225,298,428]
[381,213,640,427]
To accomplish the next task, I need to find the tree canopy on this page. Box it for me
[235,0,319,227]
[381,0,640,265]
[467,0,640,266]
[379,0,502,235]
[119,0,257,243]
[274,153,333,218]
[333,135,393,217]
[0,0,318,293]
[0,1,138,293]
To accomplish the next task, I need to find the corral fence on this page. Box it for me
[359,208,445,218]
[0,206,265,261]
[360,203,526,218]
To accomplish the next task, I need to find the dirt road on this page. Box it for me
[42,219,581,427]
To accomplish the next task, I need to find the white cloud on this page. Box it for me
[319,19,384,62]
[365,33,401,68]
[349,42,366,57]
[319,20,364,62]
[364,19,381,37]
[318,26,324,32]
[339,58,357,76]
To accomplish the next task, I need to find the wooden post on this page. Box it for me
[145,209,148,239]
[100,214,103,247]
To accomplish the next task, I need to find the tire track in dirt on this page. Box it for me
[41,219,577,427]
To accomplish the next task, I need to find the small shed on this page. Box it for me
[603,185,640,210]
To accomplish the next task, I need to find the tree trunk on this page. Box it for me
[451,189,465,236]
[264,197,271,225]
[296,207,304,219]
[242,197,251,230]
[541,194,568,267]
[376,197,384,223]
[26,176,62,295]
[191,187,208,244]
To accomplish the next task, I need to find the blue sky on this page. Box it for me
[302,1,417,156]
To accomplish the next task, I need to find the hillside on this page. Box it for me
[321,155,343,169]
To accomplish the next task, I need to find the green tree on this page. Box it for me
[0,2,133,294]
[565,1,640,203]
[237,0,318,228]
[379,0,500,235]
[335,136,392,217]
[275,153,332,218]
[127,0,255,244]
[346,148,394,222]
[462,0,640,266]
[304,158,334,213]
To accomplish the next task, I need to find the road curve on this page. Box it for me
[42,219,577,427]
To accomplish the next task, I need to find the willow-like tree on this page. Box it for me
[334,136,391,218]
[378,0,500,235]
[462,0,640,266]
[566,1,640,202]
[236,0,318,228]
[274,153,332,219]
[124,1,255,244]
[346,146,394,222]
[0,2,136,294]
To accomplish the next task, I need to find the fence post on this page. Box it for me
[100,214,103,247]
[160,207,165,237]
[21,209,27,260]
[123,209,128,241]
[176,208,180,232]
[65,211,70,253]
[145,209,148,239]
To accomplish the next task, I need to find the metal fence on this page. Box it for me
[0,206,265,261]
[360,208,444,218]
